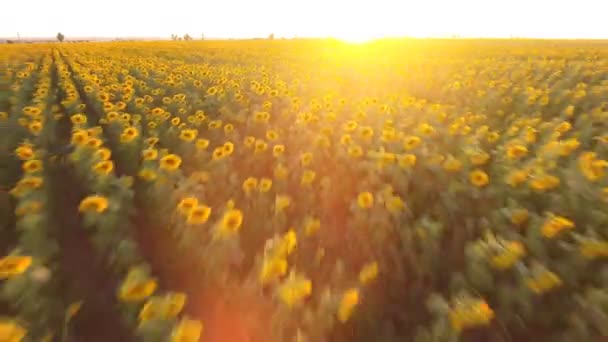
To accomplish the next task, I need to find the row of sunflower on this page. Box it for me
[1,49,75,341]
[58,49,203,342]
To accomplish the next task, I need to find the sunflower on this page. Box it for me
[119,278,158,302]
[359,262,379,285]
[15,145,35,160]
[142,148,158,161]
[179,129,198,142]
[304,217,321,236]
[195,111,206,121]
[145,137,160,147]
[357,192,374,209]
[15,200,43,216]
[385,195,405,214]
[208,120,222,130]
[470,169,490,187]
[165,292,187,318]
[224,124,235,135]
[559,138,580,156]
[22,160,43,173]
[398,154,416,169]
[337,288,360,323]
[254,140,268,153]
[403,136,422,150]
[555,121,572,133]
[469,151,490,165]
[442,157,463,173]
[187,205,212,225]
[87,126,102,136]
[510,208,530,226]
[259,178,273,193]
[579,152,607,182]
[272,144,285,157]
[223,142,235,156]
[0,320,27,341]
[23,106,42,117]
[97,92,110,102]
[259,257,288,285]
[300,170,316,186]
[541,214,575,238]
[169,117,180,127]
[277,272,312,308]
[27,119,43,135]
[73,191,106,214]
[253,111,270,123]
[71,114,87,125]
[120,127,139,143]
[244,136,256,148]
[505,169,528,187]
[21,106,34,116]
[300,152,313,166]
[506,144,528,160]
[138,296,164,322]
[346,145,363,158]
[85,137,103,149]
[215,209,244,239]
[170,318,203,342]
[525,270,562,294]
[343,120,358,132]
[106,111,120,121]
[17,176,43,190]
[418,123,435,135]
[529,173,560,191]
[206,86,218,96]
[0,255,33,279]
[159,154,182,171]
[93,160,114,176]
[449,298,494,331]
[340,134,353,146]
[103,102,114,112]
[274,164,288,180]
[266,130,279,141]
[151,107,164,116]
[242,177,258,194]
[138,169,158,182]
[212,147,225,161]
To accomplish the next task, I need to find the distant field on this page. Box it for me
[1,39,608,342]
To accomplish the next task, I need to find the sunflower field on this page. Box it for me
[1,39,608,342]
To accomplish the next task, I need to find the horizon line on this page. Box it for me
[2,35,608,41]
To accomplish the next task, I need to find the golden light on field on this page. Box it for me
[2,11,608,342]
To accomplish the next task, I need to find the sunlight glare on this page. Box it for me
[335,34,376,44]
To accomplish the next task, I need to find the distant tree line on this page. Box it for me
[171,34,196,41]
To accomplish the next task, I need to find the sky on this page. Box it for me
[1,0,607,40]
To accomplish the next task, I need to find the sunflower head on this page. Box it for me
[159,154,182,171]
